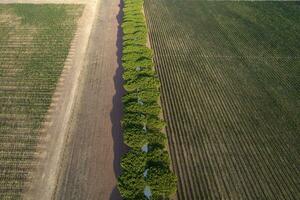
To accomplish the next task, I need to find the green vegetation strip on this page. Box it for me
[118,0,177,199]
[0,5,83,199]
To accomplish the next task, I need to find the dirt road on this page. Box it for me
[0,0,124,199]
[54,0,124,199]
[0,0,91,4]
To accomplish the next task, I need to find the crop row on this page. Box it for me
[0,5,83,199]
[117,0,177,199]
[144,1,300,199]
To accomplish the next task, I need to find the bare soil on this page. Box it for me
[54,0,125,200]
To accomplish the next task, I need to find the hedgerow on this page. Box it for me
[118,0,177,199]
[124,76,159,92]
[123,127,166,149]
[122,113,165,131]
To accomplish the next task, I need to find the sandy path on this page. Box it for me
[54,0,125,199]
[0,0,91,4]
[19,0,99,199]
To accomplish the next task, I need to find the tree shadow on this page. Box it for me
[110,0,127,200]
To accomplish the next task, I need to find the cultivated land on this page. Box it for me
[145,1,300,199]
[0,4,83,199]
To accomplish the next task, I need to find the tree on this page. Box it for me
[145,166,177,199]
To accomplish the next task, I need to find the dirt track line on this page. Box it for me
[54,0,124,199]
[0,0,92,4]
[21,1,99,200]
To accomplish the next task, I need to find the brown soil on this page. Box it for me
[54,0,125,200]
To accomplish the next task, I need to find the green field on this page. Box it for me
[0,5,83,199]
[144,0,300,199]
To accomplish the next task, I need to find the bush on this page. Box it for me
[124,76,159,92]
[146,148,170,168]
[123,101,161,116]
[118,171,145,200]
[122,113,165,131]
[122,90,159,104]
[123,127,166,149]
[145,166,177,199]
[122,52,152,62]
[123,45,152,54]
[121,150,147,173]
[123,68,156,81]
[123,56,154,69]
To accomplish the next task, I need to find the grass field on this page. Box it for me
[0,5,83,199]
[144,1,300,199]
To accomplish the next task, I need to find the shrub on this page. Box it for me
[145,166,177,199]
[122,52,152,62]
[124,76,159,92]
[123,127,166,149]
[123,101,161,116]
[118,171,145,200]
[122,90,159,104]
[122,113,165,131]
[123,45,152,54]
[122,56,154,69]
[146,148,170,167]
[123,68,156,81]
[121,150,147,173]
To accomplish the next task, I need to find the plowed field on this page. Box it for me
[144,1,300,199]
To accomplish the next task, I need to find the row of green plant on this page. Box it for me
[118,0,177,199]
[0,5,83,199]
